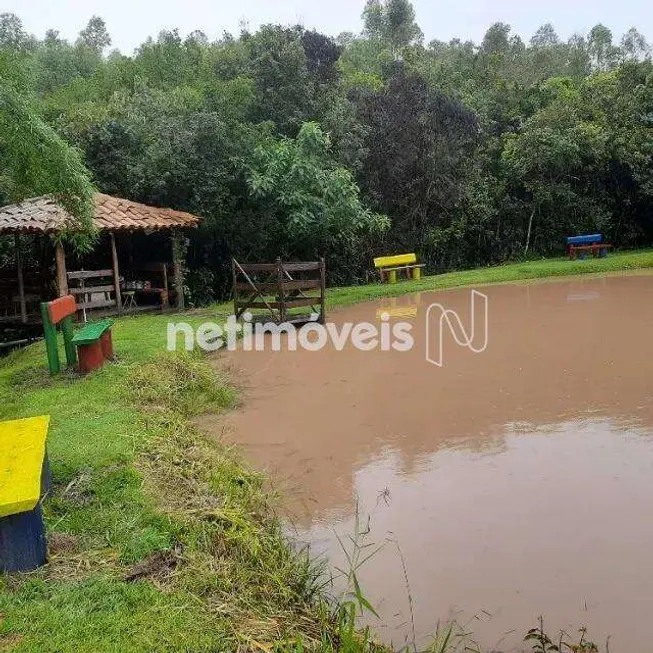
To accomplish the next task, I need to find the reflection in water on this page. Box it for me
[200,274,653,652]
[299,420,653,651]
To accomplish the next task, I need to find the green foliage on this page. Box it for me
[0,80,96,250]
[525,618,602,653]
[246,122,389,257]
[183,266,216,308]
[2,1,652,288]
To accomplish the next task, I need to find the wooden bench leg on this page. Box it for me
[77,341,104,373]
[0,505,47,572]
[100,330,114,360]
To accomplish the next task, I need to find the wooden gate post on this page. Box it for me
[231,258,238,319]
[319,257,326,325]
[276,257,286,323]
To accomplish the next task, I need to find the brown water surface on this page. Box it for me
[201,274,653,651]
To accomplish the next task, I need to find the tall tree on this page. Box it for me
[621,28,649,61]
[588,24,618,71]
[76,16,111,53]
[362,0,423,54]
[0,13,32,50]
[356,67,479,262]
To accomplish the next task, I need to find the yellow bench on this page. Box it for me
[373,253,425,284]
[0,416,51,571]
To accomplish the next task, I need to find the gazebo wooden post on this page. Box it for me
[14,234,27,323]
[160,262,169,309]
[171,232,185,311]
[54,241,68,297]
[109,232,123,315]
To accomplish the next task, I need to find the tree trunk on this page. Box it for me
[54,241,68,297]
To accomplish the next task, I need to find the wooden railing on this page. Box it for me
[232,258,326,325]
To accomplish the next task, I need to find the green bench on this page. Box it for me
[41,295,115,374]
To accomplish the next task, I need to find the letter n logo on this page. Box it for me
[425,290,489,367]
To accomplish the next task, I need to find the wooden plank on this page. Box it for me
[281,262,320,272]
[67,269,113,280]
[76,298,117,310]
[239,261,321,273]
[0,506,47,572]
[238,263,279,272]
[70,285,116,295]
[234,279,320,292]
[0,416,50,518]
[570,244,613,251]
[374,253,417,269]
[567,234,602,245]
[47,295,76,325]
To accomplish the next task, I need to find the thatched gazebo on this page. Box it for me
[0,193,201,326]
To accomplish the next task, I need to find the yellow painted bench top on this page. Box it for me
[374,253,418,268]
[0,416,50,518]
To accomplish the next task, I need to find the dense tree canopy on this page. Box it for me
[0,5,652,298]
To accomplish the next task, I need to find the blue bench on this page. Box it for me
[566,234,612,260]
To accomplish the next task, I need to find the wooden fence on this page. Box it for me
[232,258,326,325]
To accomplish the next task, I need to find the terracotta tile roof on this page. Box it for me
[0,193,201,234]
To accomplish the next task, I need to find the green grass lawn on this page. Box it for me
[1,250,652,652]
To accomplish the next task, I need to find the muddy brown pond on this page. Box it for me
[200,274,653,651]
